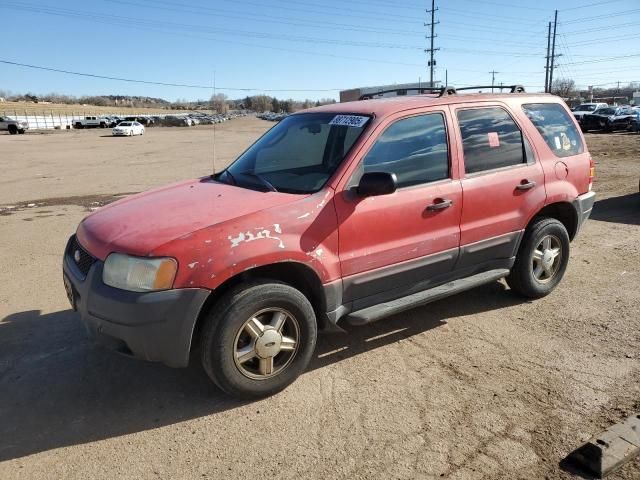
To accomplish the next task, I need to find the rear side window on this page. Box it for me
[522,103,583,157]
[363,113,449,188]
[457,107,525,174]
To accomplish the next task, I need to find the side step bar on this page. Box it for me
[345,269,510,326]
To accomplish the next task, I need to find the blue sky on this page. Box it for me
[0,0,638,101]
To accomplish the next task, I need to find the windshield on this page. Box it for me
[597,108,616,116]
[577,104,597,112]
[219,112,370,194]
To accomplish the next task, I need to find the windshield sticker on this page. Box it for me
[487,132,500,148]
[329,115,369,128]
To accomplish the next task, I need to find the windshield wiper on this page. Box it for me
[223,169,237,185]
[238,171,278,192]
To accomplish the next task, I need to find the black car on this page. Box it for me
[581,106,636,132]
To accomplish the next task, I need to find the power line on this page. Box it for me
[1,3,425,50]
[561,0,626,11]
[0,59,344,92]
[107,0,423,36]
[561,8,640,25]
[558,53,640,66]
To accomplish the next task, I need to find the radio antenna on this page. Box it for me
[212,69,217,176]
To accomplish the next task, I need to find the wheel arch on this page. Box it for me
[528,201,579,240]
[191,261,328,355]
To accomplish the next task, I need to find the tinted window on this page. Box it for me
[362,113,448,188]
[523,103,584,158]
[457,107,525,174]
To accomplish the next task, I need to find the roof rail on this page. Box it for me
[358,87,441,100]
[439,85,526,96]
[357,84,526,101]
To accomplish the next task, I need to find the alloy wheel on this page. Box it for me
[233,308,300,380]
[532,234,562,283]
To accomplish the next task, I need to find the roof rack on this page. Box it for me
[358,87,441,100]
[358,84,525,101]
[439,85,526,96]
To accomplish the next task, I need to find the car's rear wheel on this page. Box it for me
[506,217,570,298]
[200,281,317,398]
[18,129,25,134]
[8,125,17,135]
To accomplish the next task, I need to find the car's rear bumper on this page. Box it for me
[63,236,210,367]
[574,191,596,236]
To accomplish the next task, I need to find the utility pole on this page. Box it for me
[489,70,499,92]
[425,0,440,88]
[445,69,448,87]
[544,21,552,93]
[549,10,559,94]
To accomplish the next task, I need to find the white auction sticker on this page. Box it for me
[329,115,369,128]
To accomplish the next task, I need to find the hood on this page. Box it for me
[77,178,301,260]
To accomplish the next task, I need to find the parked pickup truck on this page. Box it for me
[63,86,595,398]
[0,115,29,134]
[74,116,110,129]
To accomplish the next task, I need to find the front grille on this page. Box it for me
[67,236,96,277]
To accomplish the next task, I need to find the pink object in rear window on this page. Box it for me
[488,132,500,148]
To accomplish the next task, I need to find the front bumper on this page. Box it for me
[63,237,209,367]
[574,191,596,236]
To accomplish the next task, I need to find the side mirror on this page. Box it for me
[356,172,397,197]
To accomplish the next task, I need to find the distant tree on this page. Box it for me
[252,95,272,113]
[551,78,576,99]
[272,97,280,112]
[315,100,320,107]
[243,96,252,110]
[302,100,312,109]
[211,93,229,114]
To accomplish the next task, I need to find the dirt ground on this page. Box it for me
[0,119,638,479]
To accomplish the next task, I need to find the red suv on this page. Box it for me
[63,86,595,398]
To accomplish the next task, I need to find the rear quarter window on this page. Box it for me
[522,103,584,158]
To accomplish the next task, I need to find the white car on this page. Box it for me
[572,103,608,123]
[112,121,145,136]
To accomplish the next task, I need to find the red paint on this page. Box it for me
[75,93,592,294]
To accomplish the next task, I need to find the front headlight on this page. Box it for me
[103,253,177,292]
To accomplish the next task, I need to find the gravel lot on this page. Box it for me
[0,119,638,479]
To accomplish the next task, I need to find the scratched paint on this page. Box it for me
[228,224,285,249]
[188,261,199,269]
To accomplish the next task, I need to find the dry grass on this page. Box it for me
[0,101,207,116]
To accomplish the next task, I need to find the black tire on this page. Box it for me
[200,281,317,398]
[506,217,570,299]
[75,123,83,129]
[18,129,25,134]
[8,125,17,135]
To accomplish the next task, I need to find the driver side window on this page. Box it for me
[362,113,449,188]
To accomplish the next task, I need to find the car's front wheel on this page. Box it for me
[200,281,317,398]
[8,125,17,134]
[506,217,570,298]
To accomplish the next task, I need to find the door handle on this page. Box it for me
[516,180,536,191]
[427,198,453,211]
